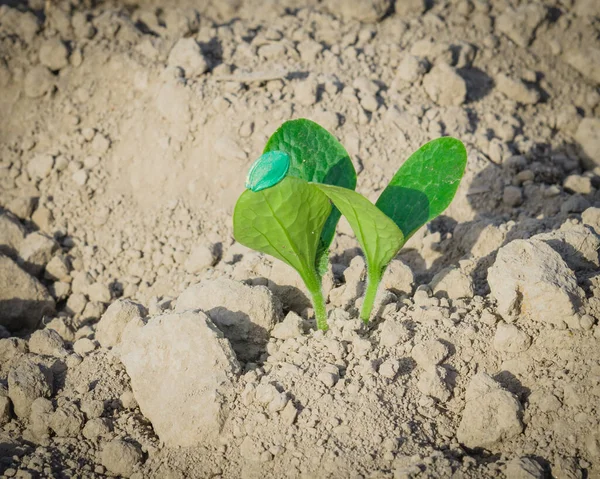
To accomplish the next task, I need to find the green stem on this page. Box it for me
[360,269,382,324]
[303,271,328,331]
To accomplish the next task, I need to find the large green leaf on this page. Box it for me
[376,137,467,240]
[233,176,331,292]
[264,119,356,275]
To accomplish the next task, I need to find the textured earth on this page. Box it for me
[1,0,600,478]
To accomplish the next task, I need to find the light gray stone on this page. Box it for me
[0,255,55,332]
[119,311,240,447]
[457,372,523,448]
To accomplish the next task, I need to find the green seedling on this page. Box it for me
[233,119,467,330]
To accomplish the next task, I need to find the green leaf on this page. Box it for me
[233,176,332,329]
[314,184,404,279]
[376,137,467,240]
[245,151,290,192]
[264,119,356,274]
[313,184,404,323]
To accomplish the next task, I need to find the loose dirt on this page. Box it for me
[1,0,600,478]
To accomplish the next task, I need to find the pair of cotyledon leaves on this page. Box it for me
[233,118,467,325]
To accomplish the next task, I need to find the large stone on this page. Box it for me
[495,4,546,47]
[493,323,531,353]
[95,299,146,348]
[101,439,143,478]
[0,255,55,332]
[430,266,474,300]
[487,239,584,328]
[167,37,208,78]
[422,63,467,106]
[8,358,54,419]
[565,46,600,85]
[0,211,25,259]
[575,118,600,169]
[18,232,59,276]
[325,0,392,22]
[533,223,600,272]
[176,278,281,360]
[457,372,523,449]
[119,311,240,447]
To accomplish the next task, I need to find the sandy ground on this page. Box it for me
[1,0,600,477]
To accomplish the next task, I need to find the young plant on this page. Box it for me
[233,119,467,330]
[234,119,356,330]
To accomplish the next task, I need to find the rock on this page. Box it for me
[50,403,85,437]
[184,244,216,273]
[493,323,531,353]
[28,329,66,357]
[422,63,467,106]
[18,232,59,276]
[87,282,111,303]
[39,38,69,71]
[495,4,546,47]
[394,0,426,15]
[417,366,451,402]
[329,255,366,309]
[582,207,600,233]
[495,74,540,104]
[95,299,146,348]
[395,55,429,84]
[560,194,590,214]
[412,340,450,368]
[45,317,75,342]
[65,292,87,315]
[0,255,55,332]
[7,196,36,220]
[120,390,137,409]
[0,396,11,426]
[44,254,70,282]
[503,185,523,206]
[29,397,53,439]
[82,417,112,441]
[167,37,208,77]
[326,0,392,22]
[575,118,600,169]
[119,311,240,447]
[430,267,474,300]
[504,457,545,479]
[564,46,600,85]
[23,65,54,98]
[294,77,318,106]
[488,239,584,328]
[563,175,593,195]
[317,371,338,388]
[71,169,88,186]
[380,259,414,295]
[31,205,53,232]
[176,278,282,360]
[271,311,303,340]
[533,223,600,272]
[27,154,54,180]
[456,372,523,449]
[101,439,143,478]
[0,211,25,259]
[79,399,104,421]
[8,359,53,418]
[379,317,412,348]
[73,337,96,355]
[91,133,110,154]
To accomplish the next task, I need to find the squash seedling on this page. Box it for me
[233,119,467,330]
